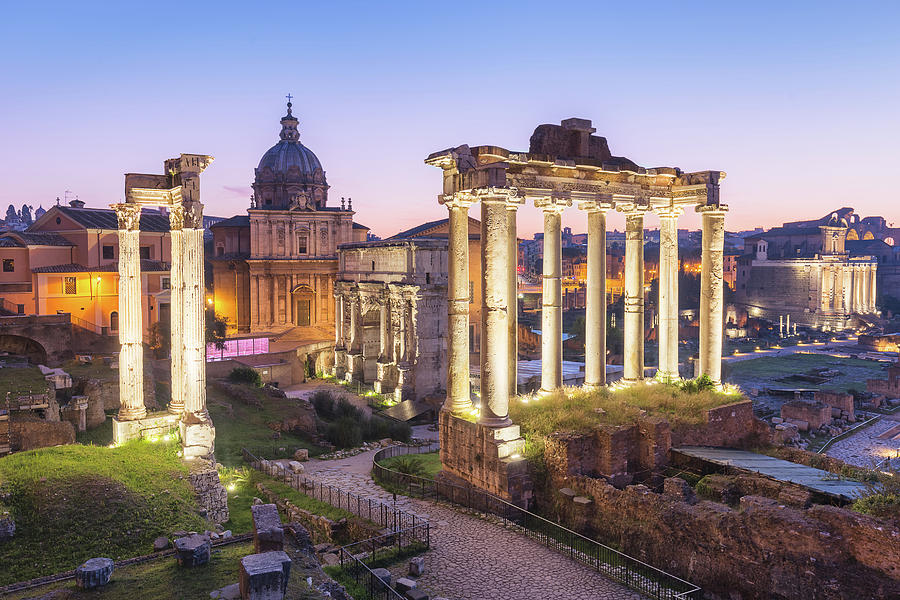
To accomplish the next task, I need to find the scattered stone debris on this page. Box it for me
[174,533,211,567]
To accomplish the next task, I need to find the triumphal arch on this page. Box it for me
[111,154,216,460]
[427,118,727,505]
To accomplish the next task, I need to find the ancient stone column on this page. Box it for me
[113,204,146,421]
[869,263,877,312]
[168,205,185,414]
[535,196,571,393]
[656,206,682,382]
[507,204,519,396]
[374,290,392,393]
[479,189,522,427]
[333,291,346,378]
[622,208,647,383]
[441,194,474,414]
[698,205,728,384]
[580,201,608,388]
[842,266,852,316]
[180,202,214,458]
[346,291,361,381]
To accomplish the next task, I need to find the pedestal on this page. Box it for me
[112,411,180,445]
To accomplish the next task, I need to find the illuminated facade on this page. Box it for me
[211,102,368,337]
[0,203,172,340]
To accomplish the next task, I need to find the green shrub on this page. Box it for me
[335,398,363,420]
[311,389,336,419]
[676,374,716,394]
[853,493,900,522]
[326,416,363,448]
[228,366,261,387]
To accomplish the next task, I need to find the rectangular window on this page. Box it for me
[161,277,170,290]
[2,259,13,272]
[64,277,77,295]
[102,245,114,259]
[298,235,308,254]
[139,246,151,260]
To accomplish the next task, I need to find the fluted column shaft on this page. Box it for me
[656,207,682,381]
[507,206,519,396]
[334,294,345,348]
[581,203,608,388]
[480,193,519,426]
[378,294,390,361]
[168,221,185,414]
[115,205,146,420]
[623,210,646,382]
[699,206,728,383]
[869,263,877,312]
[444,198,474,413]
[536,198,570,392]
[349,293,361,353]
[182,226,207,416]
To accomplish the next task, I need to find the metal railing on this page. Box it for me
[817,414,882,454]
[372,444,702,600]
[243,447,430,600]
[338,525,431,600]
[69,314,110,336]
[242,448,426,532]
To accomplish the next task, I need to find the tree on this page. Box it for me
[20,204,32,225]
[5,205,16,222]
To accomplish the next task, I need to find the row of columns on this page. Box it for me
[113,200,211,447]
[818,262,877,316]
[249,273,331,328]
[443,187,729,428]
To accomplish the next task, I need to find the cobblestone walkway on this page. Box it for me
[304,453,645,600]
[825,416,900,469]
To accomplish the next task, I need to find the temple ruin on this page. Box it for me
[111,154,216,460]
[426,118,728,503]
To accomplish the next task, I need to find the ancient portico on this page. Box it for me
[333,239,448,402]
[426,118,727,504]
[111,154,216,460]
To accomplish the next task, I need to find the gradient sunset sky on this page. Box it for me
[2,1,898,239]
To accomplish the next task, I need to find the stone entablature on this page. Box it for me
[334,239,448,401]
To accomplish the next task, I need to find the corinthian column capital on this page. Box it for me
[655,205,685,220]
[112,203,142,231]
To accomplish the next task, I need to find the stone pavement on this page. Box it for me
[303,450,645,600]
[825,416,900,470]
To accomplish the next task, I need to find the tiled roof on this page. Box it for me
[50,206,171,232]
[32,260,170,274]
[0,232,74,247]
[387,218,448,240]
[210,215,250,228]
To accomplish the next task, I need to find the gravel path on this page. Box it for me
[304,450,644,600]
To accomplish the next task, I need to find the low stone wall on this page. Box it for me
[815,390,855,422]
[188,459,229,524]
[255,482,380,545]
[545,401,771,485]
[557,474,900,600]
[438,408,532,506]
[781,401,832,431]
[9,419,75,451]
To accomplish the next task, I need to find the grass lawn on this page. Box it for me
[377,452,442,479]
[75,410,115,446]
[62,359,117,382]
[0,440,208,585]
[725,353,889,393]
[509,383,744,437]
[4,541,252,600]
[205,382,325,467]
[220,468,355,535]
[0,366,50,397]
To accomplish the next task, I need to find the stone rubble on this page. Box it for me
[74,557,114,589]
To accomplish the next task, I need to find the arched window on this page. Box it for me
[110,311,119,331]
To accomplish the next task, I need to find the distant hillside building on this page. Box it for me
[210,102,368,337]
[735,210,879,330]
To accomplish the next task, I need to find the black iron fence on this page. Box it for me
[372,444,702,600]
[242,447,431,600]
[338,525,431,600]
[242,447,426,532]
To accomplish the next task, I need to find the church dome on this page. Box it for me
[257,139,322,175]
[255,101,324,181]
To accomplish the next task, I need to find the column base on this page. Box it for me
[168,403,184,415]
[112,412,180,445]
[439,408,532,508]
[478,414,513,428]
[655,370,680,384]
[180,416,216,460]
[117,406,148,422]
